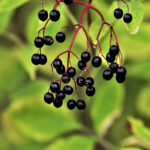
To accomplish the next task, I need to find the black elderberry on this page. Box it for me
[43,36,54,45]
[110,62,119,73]
[103,69,113,80]
[53,98,63,108]
[86,87,95,97]
[109,45,119,56]
[56,65,65,74]
[31,54,40,65]
[67,67,76,77]
[34,37,44,48]
[67,100,76,110]
[114,8,123,19]
[106,52,115,63]
[76,100,86,110]
[123,13,132,23]
[116,75,126,83]
[92,56,102,68]
[56,90,66,100]
[50,82,60,93]
[40,54,47,65]
[85,77,94,87]
[81,51,91,63]
[64,0,73,5]
[116,66,127,76]
[63,85,73,95]
[53,59,62,69]
[44,92,54,104]
[50,10,60,22]
[56,32,66,43]
[78,60,86,70]
[38,9,48,21]
[62,74,70,83]
[77,76,85,87]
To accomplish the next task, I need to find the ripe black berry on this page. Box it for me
[67,100,76,110]
[77,76,85,87]
[43,36,54,45]
[81,51,91,63]
[56,32,66,43]
[40,54,47,65]
[110,62,119,73]
[116,66,127,76]
[53,59,62,69]
[56,90,66,100]
[34,37,44,48]
[67,67,76,77]
[38,9,48,21]
[92,56,102,68]
[103,69,113,80]
[116,75,126,83]
[78,60,86,70]
[123,13,132,23]
[106,53,115,63]
[31,54,40,65]
[85,77,94,87]
[50,10,60,22]
[44,92,54,104]
[64,0,73,5]
[56,65,65,74]
[114,8,123,19]
[76,100,86,110]
[62,74,70,83]
[63,85,73,95]
[53,99,63,108]
[86,87,95,97]
[109,45,119,56]
[50,82,60,93]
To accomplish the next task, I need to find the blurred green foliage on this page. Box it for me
[0,0,150,149]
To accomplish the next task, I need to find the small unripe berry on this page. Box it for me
[50,10,60,22]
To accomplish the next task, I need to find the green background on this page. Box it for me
[0,0,150,149]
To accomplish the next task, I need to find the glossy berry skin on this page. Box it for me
[62,74,70,83]
[67,100,76,110]
[116,75,126,83]
[64,0,73,5]
[106,53,115,63]
[85,77,94,87]
[76,100,86,110]
[110,62,119,73]
[43,36,54,45]
[123,13,132,23]
[53,99,63,108]
[81,51,91,63]
[92,56,102,68]
[40,54,47,65]
[67,67,76,77]
[56,32,66,43]
[56,65,65,74]
[53,59,62,69]
[63,85,73,95]
[78,60,86,70]
[77,76,85,87]
[103,69,113,80]
[109,45,119,56]
[114,8,123,19]
[50,10,60,22]
[56,90,66,100]
[86,87,95,97]
[50,82,60,93]
[44,92,54,104]
[34,37,44,48]
[116,67,127,76]
[38,9,48,21]
[31,54,40,65]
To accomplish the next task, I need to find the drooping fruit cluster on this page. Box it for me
[31,0,133,110]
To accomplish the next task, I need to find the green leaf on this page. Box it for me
[91,79,125,135]
[2,97,82,142]
[45,135,95,150]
